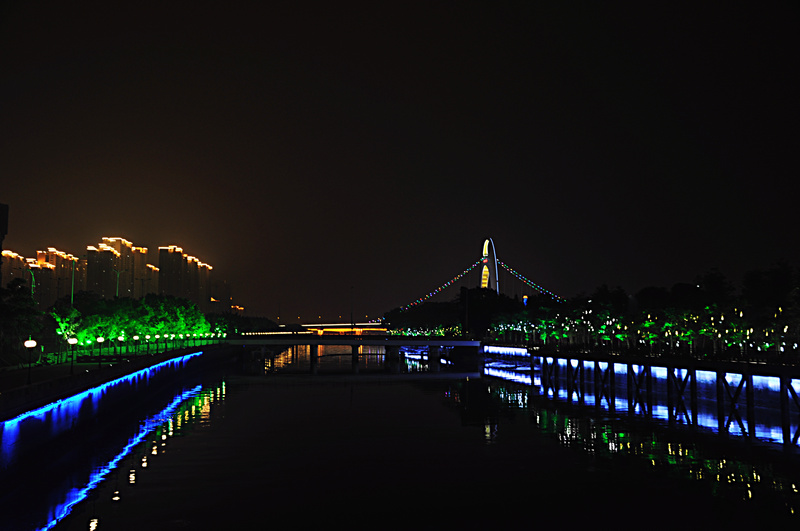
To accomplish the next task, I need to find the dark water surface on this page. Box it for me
[57,378,800,529]
[4,350,800,529]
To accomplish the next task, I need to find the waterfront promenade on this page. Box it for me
[0,347,220,422]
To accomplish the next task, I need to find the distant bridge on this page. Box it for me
[225,332,482,374]
[398,237,564,312]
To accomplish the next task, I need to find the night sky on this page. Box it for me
[1,3,797,322]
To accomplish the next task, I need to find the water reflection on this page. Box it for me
[264,344,387,373]
[0,353,222,531]
[484,354,800,445]
[483,359,800,519]
[1,352,202,468]
[47,381,226,530]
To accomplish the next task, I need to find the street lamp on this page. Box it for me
[68,337,78,375]
[133,335,139,356]
[118,336,125,358]
[28,268,36,302]
[113,270,121,298]
[25,337,37,385]
[97,337,105,369]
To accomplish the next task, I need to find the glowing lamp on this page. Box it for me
[67,338,78,345]
[24,339,37,349]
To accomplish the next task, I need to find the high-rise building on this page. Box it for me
[101,237,134,298]
[27,258,55,307]
[158,245,185,298]
[36,247,80,302]
[185,255,200,304]
[86,244,120,299]
[198,261,212,312]
[144,263,159,297]
[132,246,150,298]
[0,203,8,264]
[1,250,28,290]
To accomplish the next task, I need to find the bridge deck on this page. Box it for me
[226,336,480,348]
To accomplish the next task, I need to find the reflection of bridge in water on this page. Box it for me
[226,334,482,374]
[484,346,800,447]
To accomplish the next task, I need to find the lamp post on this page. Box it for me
[25,337,37,385]
[28,268,36,302]
[97,337,104,369]
[68,337,77,375]
[145,335,151,355]
[118,336,125,359]
[133,335,139,356]
[113,270,121,298]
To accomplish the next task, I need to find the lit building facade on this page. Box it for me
[1,250,28,290]
[36,247,81,302]
[86,244,120,299]
[101,237,135,298]
[158,245,184,298]
[3,235,226,312]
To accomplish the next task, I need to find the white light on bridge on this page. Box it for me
[483,345,528,357]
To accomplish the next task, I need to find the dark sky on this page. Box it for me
[1,3,797,322]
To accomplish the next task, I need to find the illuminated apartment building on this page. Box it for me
[26,258,55,307]
[86,244,120,299]
[158,245,184,298]
[36,247,81,302]
[132,245,152,298]
[158,245,215,309]
[101,237,135,298]
[144,263,159,297]
[1,250,28,290]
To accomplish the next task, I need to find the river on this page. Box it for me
[2,346,800,529]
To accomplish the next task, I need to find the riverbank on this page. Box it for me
[0,344,229,422]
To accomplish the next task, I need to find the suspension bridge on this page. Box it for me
[398,237,564,312]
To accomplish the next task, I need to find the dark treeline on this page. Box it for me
[384,264,800,360]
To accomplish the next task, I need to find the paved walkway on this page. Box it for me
[0,348,214,422]
[0,360,108,394]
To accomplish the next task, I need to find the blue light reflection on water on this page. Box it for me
[0,352,204,530]
[484,354,800,446]
[35,384,203,531]
[1,352,202,468]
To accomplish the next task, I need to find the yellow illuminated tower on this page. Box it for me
[480,238,499,294]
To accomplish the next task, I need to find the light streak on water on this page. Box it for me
[0,352,205,530]
[35,385,203,531]
[1,352,203,467]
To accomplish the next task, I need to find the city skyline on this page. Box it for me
[1,233,230,315]
[2,4,796,322]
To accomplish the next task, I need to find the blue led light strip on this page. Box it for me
[36,384,204,531]
[2,351,203,428]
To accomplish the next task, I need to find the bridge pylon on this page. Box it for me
[480,237,499,295]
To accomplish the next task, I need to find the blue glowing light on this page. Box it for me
[483,345,529,357]
[484,353,800,447]
[3,352,202,427]
[35,384,203,531]
[1,352,202,468]
[484,367,532,385]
